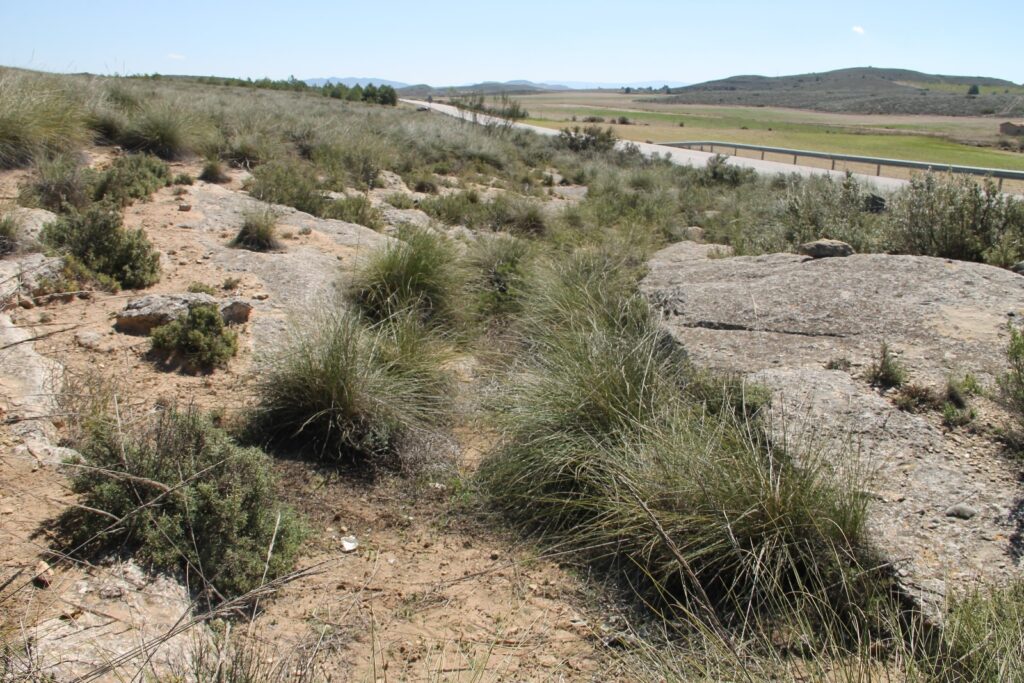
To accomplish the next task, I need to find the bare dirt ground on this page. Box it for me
[0,151,619,681]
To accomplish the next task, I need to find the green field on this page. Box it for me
[512,92,1024,171]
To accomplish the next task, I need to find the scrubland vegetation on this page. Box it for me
[3,65,1024,680]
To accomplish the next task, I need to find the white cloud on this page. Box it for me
[167,53,186,60]
[851,25,865,35]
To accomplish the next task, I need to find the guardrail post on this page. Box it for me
[793,154,797,165]
[734,146,738,156]
[1000,177,1005,191]
[760,150,765,160]
[831,159,836,171]
[876,163,881,176]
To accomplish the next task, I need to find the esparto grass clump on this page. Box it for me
[231,207,282,252]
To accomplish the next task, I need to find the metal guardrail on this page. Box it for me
[663,141,1024,189]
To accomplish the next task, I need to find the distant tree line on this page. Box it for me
[128,74,397,105]
[621,85,672,94]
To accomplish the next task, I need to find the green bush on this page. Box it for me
[187,281,218,295]
[1000,325,1024,440]
[0,71,89,168]
[467,236,531,320]
[783,174,882,252]
[320,194,383,229]
[246,158,323,215]
[173,172,194,186]
[41,204,160,289]
[348,227,465,328]
[57,406,304,603]
[231,207,281,251]
[419,191,485,227]
[18,154,96,212]
[887,173,1024,264]
[93,154,171,206]
[150,303,238,372]
[486,194,547,235]
[866,342,906,389]
[254,311,451,462]
[199,158,230,183]
[385,192,416,209]
[557,125,617,153]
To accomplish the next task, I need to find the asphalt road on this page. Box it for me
[401,99,909,192]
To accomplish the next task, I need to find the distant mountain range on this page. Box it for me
[660,67,1024,116]
[303,77,688,94]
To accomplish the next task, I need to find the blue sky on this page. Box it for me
[2,1,1020,85]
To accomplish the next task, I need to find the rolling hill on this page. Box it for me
[660,67,1024,116]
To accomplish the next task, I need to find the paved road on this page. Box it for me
[402,99,909,192]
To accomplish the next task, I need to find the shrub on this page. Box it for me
[385,192,415,209]
[419,191,484,227]
[702,154,756,186]
[783,174,882,252]
[486,195,547,236]
[0,71,89,168]
[18,154,96,212]
[187,281,218,295]
[150,303,238,372]
[866,342,906,388]
[41,204,160,289]
[254,311,451,462]
[467,236,531,320]
[348,227,465,328]
[412,176,438,194]
[231,207,281,252]
[1000,325,1024,440]
[320,194,383,230]
[57,406,304,603]
[887,173,1024,264]
[93,154,171,206]
[246,158,323,215]
[0,212,19,255]
[557,125,617,153]
[199,158,230,183]
[119,103,193,160]
[173,172,194,186]
[894,383,941,412]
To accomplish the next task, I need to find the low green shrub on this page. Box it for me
[173,172,194,186]
[41,204,160,289]
[57,406,304,603]
[419,191,484,227]
[246,158,323,215]
[231,207,281,251]
[199,158,230,183]
[348,227,465,328]
[18,154,96,212]
[254,311,451,462]
[888,173,1024,264]
[486,195,547,235]
[151,303,238,372]
[467,236,531,320]
[93,154,171,206]
[702,154,756,186]
[867,342,906,388]
[557,125,617,153]
[385,192,415,209]
[321,194,383,229]
[1000,325,1024,442]
[187,281,218,295]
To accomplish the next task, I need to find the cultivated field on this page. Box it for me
[511,91,1024,171]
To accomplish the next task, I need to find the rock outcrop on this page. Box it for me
[115,293,253,335]
[642,241,1024,622]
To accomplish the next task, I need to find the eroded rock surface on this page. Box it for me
[642,241,1024,621]
[115,293,253,335]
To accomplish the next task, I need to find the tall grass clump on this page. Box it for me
[0,71,89,168]
[40,203,161,289]
[231,207,282,251]
[57,405,305,604]
[119,102,195,160]
[0,212,19,255]
[478,250,873,634]
[246,158,324,215]
[254,311,451,463]
[199,158,230,183]
[348,227,465,328]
